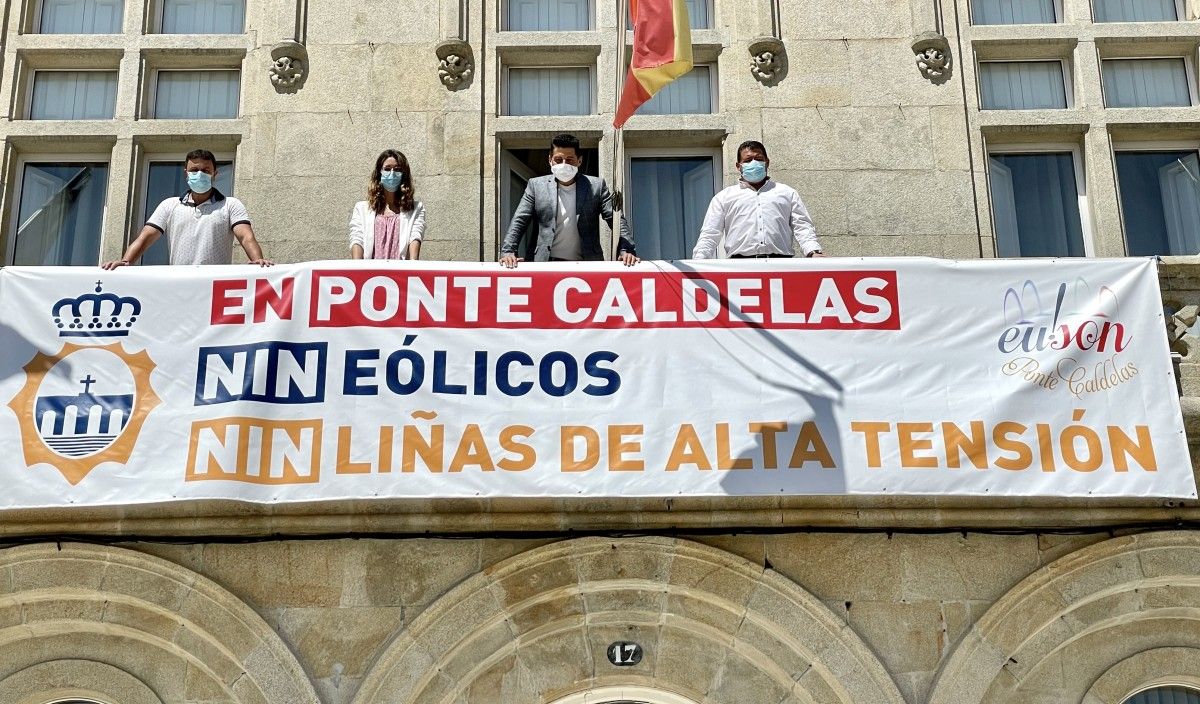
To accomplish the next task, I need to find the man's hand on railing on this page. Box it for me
[619,252,640,266]
[101,259,131,270]
[500,254,522,269]
[249,259,275,267]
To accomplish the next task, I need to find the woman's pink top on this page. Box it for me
[372,211,403,260]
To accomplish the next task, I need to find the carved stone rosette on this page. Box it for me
[269,40,309,94]
[436,39,475,91]
[748,36,787,87]
[911,31,952,84]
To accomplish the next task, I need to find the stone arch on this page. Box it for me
[928,531,1200,704]
[354,536,904,704]
[0,542,320,704]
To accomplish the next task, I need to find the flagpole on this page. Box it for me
[611,0,629,259]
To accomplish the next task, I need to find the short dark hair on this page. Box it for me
[550,133,581,155]
[735,140,768,163]
[185,148,218,169]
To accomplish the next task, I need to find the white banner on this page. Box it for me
[0,258,1191,508]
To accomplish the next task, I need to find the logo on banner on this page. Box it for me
[997,279,1138,396]
[6,282,160,485]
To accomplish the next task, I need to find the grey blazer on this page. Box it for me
[500,175,635,261]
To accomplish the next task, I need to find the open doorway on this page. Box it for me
[499,146,599,259]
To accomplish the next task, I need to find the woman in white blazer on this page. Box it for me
[350,149,426,259]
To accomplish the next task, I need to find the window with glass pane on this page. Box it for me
[973,0,1057,24]
[139,160,234,264]
[29,71,117,119]
[979,61,1068,109]
[154,70,240,118]
[505,67,591,115]
[506,0,589,30]
[38,0,122,33]
[159,0,245,33]
[1123,686,1200,704]
[640,66,712,115]
[988,152,1086,257]
[11,162,109,266]
[1115,150,1200,256]
[626,0,712,30]
[1103,59,1192,107]
[629,156,716,259]
[1094,0,1178,21]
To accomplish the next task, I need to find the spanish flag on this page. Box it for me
[613,0,693,128]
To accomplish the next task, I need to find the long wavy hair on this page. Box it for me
[368,149,415,214]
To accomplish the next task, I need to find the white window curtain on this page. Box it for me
[30,71,117,119]
[629,156,715,259]
[141,160,234,264]
[640,66,712,115]
[39,0,122,33]
[12,163,109,265]
[506,0,589,30]
[973,0,1057,24]
[160,0,245,33]
[1160,154,1200,254]
[154,70,240,118]
[1094,0,1178,21]
[979,61,1068,109]
[988,152,1085,257]
[684,0,711,29]
[1123,686,1200,704]
[626,0,711,31]
[1103,58,1191,107]
[505,67,591,115]
[1115,150,1200,255]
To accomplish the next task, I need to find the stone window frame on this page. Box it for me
[27,0,126,33]
[10,49,124,121]
[975,57,1076,110]
[1089,0,1188,22]
[982,140,1097,257]
[499,63,598,116]
[1098,54,1200,108]
[144,0,248,34]
[1108,136,1200,256]
[4,147,115,265]
[622,61,719,114]
[500,0,597,32]
[24,67,120,120]
[967,0,1066,26]
[137,46,246,119]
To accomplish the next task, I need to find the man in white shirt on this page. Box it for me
[692,140,824,259]
[102,148,272,269]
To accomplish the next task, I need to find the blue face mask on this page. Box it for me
[740,160,767,183]
[380,171,404,192]
[187,171,214,193]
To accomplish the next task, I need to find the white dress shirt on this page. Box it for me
[692,178,821,258]
[550,182,582,260]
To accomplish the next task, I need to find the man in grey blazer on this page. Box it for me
[500,134,639,267]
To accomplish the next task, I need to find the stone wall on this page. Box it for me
[3,531,1200,704]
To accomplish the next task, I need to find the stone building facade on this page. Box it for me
[1,0,1200,703]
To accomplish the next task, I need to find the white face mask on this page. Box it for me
[551,163,579,183]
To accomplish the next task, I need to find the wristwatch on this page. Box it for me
[806,250,822,257]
